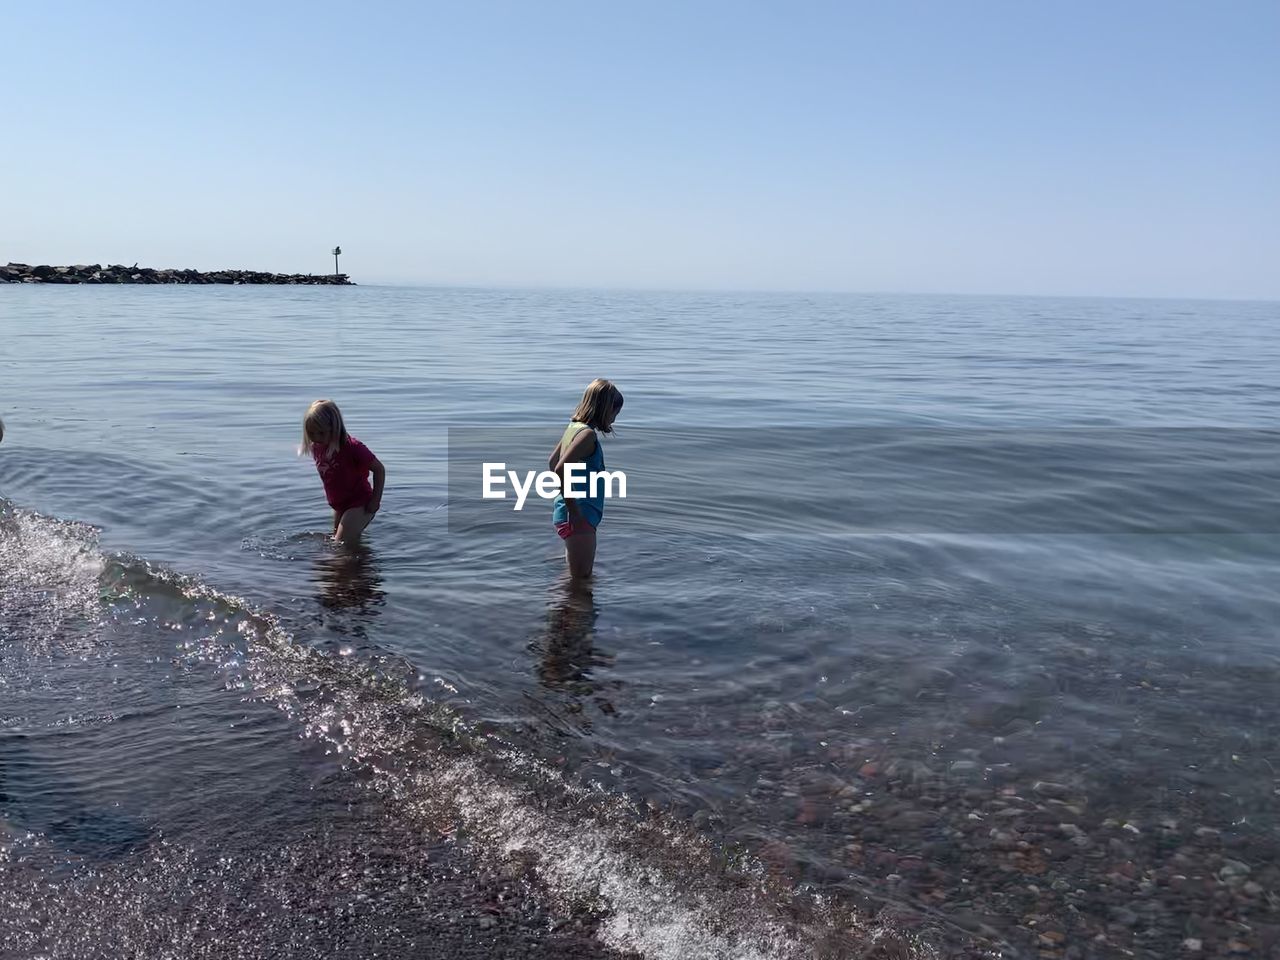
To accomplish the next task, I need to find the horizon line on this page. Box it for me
[350,278,1280,305]
[5,260,1276,303]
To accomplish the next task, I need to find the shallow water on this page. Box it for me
[2,285,1279,958]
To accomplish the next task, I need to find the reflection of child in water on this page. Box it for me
[535,582,617,718]
[539,582,598,688]
[314,545,386,615]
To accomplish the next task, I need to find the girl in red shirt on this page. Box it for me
[302,399,385,543]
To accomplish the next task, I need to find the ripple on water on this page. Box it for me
[0,502,953,959]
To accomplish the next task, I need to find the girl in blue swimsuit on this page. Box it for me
[547,379,624,579]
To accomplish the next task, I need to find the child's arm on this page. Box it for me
[368,457,386,514]
[551,430,596,517]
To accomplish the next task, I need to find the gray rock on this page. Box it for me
[1218,859,1251,881]
[1033,780,1074,799]
[1108,905,1140,926]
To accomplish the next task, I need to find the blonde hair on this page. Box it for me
[571,378,624,433]
[301,399,349,457]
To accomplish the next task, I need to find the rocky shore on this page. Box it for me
[1,262,352,285]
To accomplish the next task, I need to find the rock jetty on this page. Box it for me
[1,263,353,285]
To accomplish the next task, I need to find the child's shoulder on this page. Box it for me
[561,420,592,442]
[344,435,376,462]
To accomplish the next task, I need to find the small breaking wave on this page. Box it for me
[0,504,104,652]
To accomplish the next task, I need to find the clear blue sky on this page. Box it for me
[2,1,1276,298]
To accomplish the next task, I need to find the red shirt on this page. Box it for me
[312,436,376,510]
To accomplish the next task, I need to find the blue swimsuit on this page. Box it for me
[552,421,606,529]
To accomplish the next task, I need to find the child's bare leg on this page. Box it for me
[332,510,342,534]
[564,526,597,579]
[335,506,373,543]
